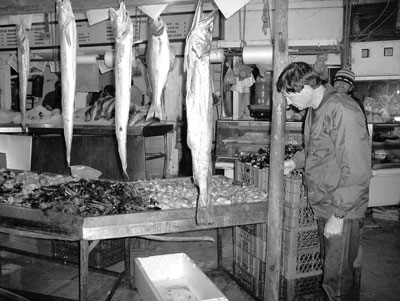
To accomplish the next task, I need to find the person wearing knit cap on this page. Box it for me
[333,69,355,93]
[334,68,368,131]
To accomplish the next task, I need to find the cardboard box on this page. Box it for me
[135,253,228,301]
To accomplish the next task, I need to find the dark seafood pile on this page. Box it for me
[0,170,159,216]
[238,142,304,169]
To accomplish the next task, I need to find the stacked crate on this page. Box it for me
[281,176,323,301]
[233,223,267,300]
[234,160,269,193]
[233,161,323,300]
[51,239,125,269]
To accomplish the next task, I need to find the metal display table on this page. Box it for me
[0,201,268,301]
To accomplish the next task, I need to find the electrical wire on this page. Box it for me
[353,0,391,42]
[359,8,397,41]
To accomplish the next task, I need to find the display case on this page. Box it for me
[369,122,400,207]
[215,120,303,161]
[370,123,400,169]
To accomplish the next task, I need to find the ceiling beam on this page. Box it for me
[0,0,201,16]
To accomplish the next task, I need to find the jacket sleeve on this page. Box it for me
[330,102,371,217]
[291,149,305,169]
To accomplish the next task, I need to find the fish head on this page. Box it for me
[148,17,166,37]
[56,0,74,24]
[109,3,132,41]
[109,5,125,28]
[189,10,218,59]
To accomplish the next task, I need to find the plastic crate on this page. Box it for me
[284,176,305,205]
[234,161,269,192]
[233,261,265,300]
[282,226,320,257]
[232,171,323,299]
[284,201,317,229]
[234,224,267,260]
[282,247,323,280]
[280,275,324,301]
[51,239,124,269]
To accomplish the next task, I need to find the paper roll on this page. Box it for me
[104,50,115,68]
[76,55,98,64]
[210,49,225,63]
[242,45,273,66]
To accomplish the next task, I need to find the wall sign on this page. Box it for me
[0,11,221,51]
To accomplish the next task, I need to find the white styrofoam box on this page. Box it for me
[215,161,234,179]
[135,253,228,301]
[368,168,400,207]
[0,134,32,170]
[351,40,400,80]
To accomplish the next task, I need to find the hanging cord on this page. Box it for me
[238,6,247,48]
[50,11,59,70]
[353,0,391,42]
[134,6,142,42]
[361,9,397,41]
[343,0,353,67]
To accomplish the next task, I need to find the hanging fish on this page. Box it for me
[184,0,218,225]
[109,2,133,179]
[56,0,77,167]
[16,19,30,132]
[146,16,170,121]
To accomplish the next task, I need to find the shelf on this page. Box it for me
[145,152,166,161]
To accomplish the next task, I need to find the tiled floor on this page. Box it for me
[0,214,399,301]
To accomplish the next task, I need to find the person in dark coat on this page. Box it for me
[42,80,62,112]
[277,62,371,301]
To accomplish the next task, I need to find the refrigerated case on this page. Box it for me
[216,120,400,207]
[369,122,400,207]
[349,38,400,206]
[215,120,303,161]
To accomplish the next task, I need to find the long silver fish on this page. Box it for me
[146,17,170,121]
[184,0,218,225]
[16,20,30,132]
[56,0,76,167]
[109,2,133,179]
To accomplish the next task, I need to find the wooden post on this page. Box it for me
[265,0,289,300]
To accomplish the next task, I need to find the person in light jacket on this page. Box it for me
[277,62,371,301]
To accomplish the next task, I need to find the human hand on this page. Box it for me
[324,215,344,238]
[283,160,296,175]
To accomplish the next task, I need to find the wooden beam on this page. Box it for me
[265,0,289,300]
[0,0,200,16]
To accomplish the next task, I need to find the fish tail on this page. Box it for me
[146,103,163,121]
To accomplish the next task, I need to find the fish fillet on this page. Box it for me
[56,0,77,167]
[16,20,30,132]
[146,17,170,121]
[184,0,218,225]
[110,2,133,179]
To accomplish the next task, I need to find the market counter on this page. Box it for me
[0,202,267,241]
[0,200,267,301]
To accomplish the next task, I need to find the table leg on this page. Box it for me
[79,240,89,301]
[163,134,168,178]
[124,238,132,289]
[216,229,223,271]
